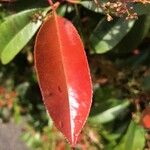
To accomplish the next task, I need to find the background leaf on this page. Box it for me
[0,8,49,64]
[114,15,150,53]
[114,121,145,150]
[90,18,135,53]
[80,1,103,13]
[134,3,150,15]
[89,100,130,124]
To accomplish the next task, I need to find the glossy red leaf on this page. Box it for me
[34,12,92,146]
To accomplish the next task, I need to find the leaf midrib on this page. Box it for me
[53,12,73,142]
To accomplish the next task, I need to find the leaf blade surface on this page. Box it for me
[34,12,92,146]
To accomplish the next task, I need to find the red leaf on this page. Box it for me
[34,12,92,146]
[141,107,150,129]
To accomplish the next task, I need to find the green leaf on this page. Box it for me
[80,1,103,13]
[88,100,130,124]
[0,8,49,64]
[115,121,145,150]
[134,3,150,15]
[114,15,150,53]
[90,18,135,53]
[142,76,150,92]
[90,87,122,116]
